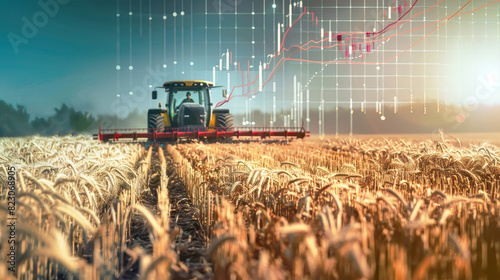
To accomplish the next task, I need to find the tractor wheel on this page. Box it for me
[215,113,234,142]
[147,113,165,141]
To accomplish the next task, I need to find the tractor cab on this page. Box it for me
[167,81,212,127]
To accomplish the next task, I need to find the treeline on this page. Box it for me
[2,99,499,137]
[0,101,145,137]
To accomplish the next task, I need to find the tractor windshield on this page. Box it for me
[168,86,211,124]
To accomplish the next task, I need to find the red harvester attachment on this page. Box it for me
[93,126,309,142]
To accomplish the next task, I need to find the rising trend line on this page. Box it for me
[216,0,499,107]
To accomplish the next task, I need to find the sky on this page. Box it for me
[1,0,499,128]
[1,0,120,118]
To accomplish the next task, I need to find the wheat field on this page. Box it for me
[1,134,499,279]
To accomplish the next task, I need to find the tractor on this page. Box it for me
[93,80,309,142]
[148,80,233,135]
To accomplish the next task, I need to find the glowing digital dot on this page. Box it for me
[234,62,238,66]
[116,65,121,70]
[173,61,177,65]
[163,64,167,68]
[173,12,177,17]
[163,15,167,20]
[129,12,133,16]
[180,11,185,16]
[293,2,297,7]
[456,113,466,123]
[252,55,255,58]
[181,71,185,74]
[149,17,152,20]
[252,12,255,15]
[117,94,120,97]
[306,118,310,122]
[381,115,386,121]
[190,61,194,66]
[376,66,380,70]
[149,85,153,88]
[129,91,133,95]
[272,4,276,8]
[252,26,255,29]
[129,66,133,70]
[373,28,376,32]
[116,13,120,17]
[252,41,255,44]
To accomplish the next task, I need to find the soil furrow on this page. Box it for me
[163,147,211,279]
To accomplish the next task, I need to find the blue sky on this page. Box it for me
[1,0,119,118]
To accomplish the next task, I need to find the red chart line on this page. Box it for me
[216,0,499,108]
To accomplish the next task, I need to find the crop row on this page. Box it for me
[170,137,500,279]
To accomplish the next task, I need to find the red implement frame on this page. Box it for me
[93,126,309,142]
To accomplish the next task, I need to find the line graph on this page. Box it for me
[218,0,497,105]
[114,0,500,135]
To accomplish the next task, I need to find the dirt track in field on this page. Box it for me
[164,147,210,279]
[122,147,209,280]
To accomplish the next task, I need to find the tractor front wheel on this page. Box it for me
[147,112,165,142]
[214,113,234,142]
